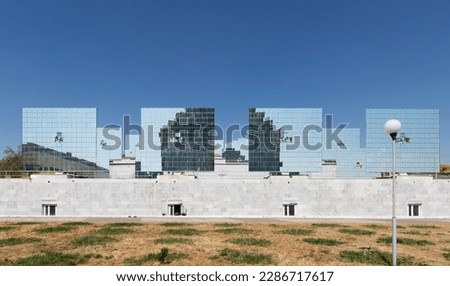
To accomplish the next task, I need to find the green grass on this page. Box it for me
[402,230,430,236]
[214,223,242,227]
[410,224,439,229]
[105,222,143,227]
[311,223,345,228]
[160,222,189,227]
[0,237,43,247]
[303,238,345,246]
[443,252,450,261]
[34,225,77,234]
[339,249,427,266]
[215,228,253,235]
[13,251,92,266]
[163,228,203,236]
[13,222,42,225]
[71,235,119,246]
[377,236,435,246]
[154,237,193,245]
[226,238,272,247]
[96,227,134,235]
[0,226,16,232]
[61,222,93,226]
[338,228,375,236]
[216,248,275,265]
[280,228,314,236]
[124,248,188,265]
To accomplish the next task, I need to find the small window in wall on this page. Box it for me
[283,204,296,216]
[408,204,421,217]
[168,204,186,216]
[42,204,57,216]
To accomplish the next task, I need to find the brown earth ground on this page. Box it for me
[0,218,449,266]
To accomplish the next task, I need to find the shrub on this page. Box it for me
[443,252,450,261]
[124,248,188,265]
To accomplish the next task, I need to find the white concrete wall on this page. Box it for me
[0,175,449,218]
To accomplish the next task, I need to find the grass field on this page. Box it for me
[0,220,449,266]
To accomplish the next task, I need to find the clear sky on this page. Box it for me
[1,0,449,162]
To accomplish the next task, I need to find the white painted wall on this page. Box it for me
[0,175,449,218]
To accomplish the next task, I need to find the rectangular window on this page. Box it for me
[283,204,295,216]
[168,204,185,216]
[408,204,420,217]
[42,204,57,216]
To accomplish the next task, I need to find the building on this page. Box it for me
[366,109,440,176]
[21,107,440,179]
[21,108,121,177]
[139,108,215,175]
[248,108,440,178]
[248,108,323,173]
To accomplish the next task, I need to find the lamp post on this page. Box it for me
[384,119,401,266]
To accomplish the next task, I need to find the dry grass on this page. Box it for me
[0,221,449,266]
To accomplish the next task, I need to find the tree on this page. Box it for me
[0,146,23,171]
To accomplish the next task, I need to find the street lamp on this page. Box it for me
[384,119,401,266]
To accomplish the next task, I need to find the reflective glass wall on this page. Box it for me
[322,128,368,178]
[249,108,323,173]
[140,108,215,172]
[366,109,439,174]
[22,108,103,174]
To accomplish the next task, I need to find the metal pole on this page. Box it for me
[392,138,397,266]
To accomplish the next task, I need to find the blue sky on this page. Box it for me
[1,0,449,161]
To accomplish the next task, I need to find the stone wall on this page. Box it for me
[0,174,449,218]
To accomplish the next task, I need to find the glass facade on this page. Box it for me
[140,108,215,172]
[366,109,439,174]
[96,127,122,169]
[322,128,367,178]
[22,108,107,175]
[248,108,323,173]
[21,107,440,178]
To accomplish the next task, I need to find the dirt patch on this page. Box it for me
[0,220,449,265]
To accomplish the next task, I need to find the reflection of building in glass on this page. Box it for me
[248,108,440,178]
[248,108,323,173]
[21,143,106,177]
[21,108,120,177]
[366,109,439,175]
[140,108,215,174]
[21,107,440,179]
[321,128,366,178]
[222,148,245,162]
